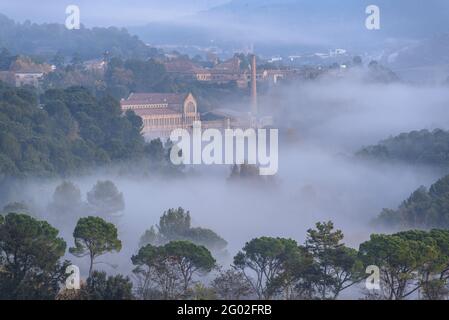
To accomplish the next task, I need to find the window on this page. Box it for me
[185,102,196,114]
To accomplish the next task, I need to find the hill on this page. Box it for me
[0,13,159,60]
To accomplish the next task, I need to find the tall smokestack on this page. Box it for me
[251,54,257,116]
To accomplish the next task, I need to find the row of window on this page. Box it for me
[126,104,169,109]
[144,117,182,126]
[143,117,198,127]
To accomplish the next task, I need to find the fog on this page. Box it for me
[3,1,449,53]
[2,73,448,283]
[0,0,229,26]
[272,73,449,150]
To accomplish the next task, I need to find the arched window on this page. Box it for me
[185,101,196,114]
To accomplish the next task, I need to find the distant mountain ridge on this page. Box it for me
[131,0,449,54]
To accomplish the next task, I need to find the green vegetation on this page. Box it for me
[211,268,253,300]
[104,57,169,100]
[131,240,215,299]
[57,270,134,300]
[304,221,361,299]
[48,181,84,226]
[0,213,69,299]
[360,130,449,229]
[359,229,449,300]
[233,237,303,299]
[374,174,449,229]
[69,216,122,277]
[233,222,362,300]
[87,180,125,218]
[0,14,159,61]
[1,212,449,300]
[82,271,134,300]
[0,83,179,180]
[0,83,143,177]
[356,129,449,168]
[139,207,228,254]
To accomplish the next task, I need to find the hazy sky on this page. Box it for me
[2,0,449,54]
[0,0,230,26]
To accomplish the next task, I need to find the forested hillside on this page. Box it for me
[375,174,449,229]
[0,13,159,60]
[356,129,449,168]
[0,82,149,178]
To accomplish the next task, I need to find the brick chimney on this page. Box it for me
[251,54,257,116]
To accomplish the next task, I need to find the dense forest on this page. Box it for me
[375,174,449,229]
[0,13,159,60]
[0,82,177,179]
[358,130,449,229]
[356,129,449,168]
[44,55,249,109]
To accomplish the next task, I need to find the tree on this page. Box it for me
[267,245,317,300]
[374,174,449,229]
[394,229,449,300]
[51,181,82,208]
[145,138,165,164]
[131,241,215,299]
[87,180,125,218]
[70,53,82,67]
[123,59,167,92]
[158,207,191,240]
[69,216,122,277]
[139,226,162,247]
[233,237,300,299]
[164,241,216,293]
[184,227,228,253]
[228,163,260,180]
[48,181,84,226]
[51,51,65,68]
[57,270,135,300]
[139,208,228,254]
[357,129,449,170]
[2,201,31,216]
[211,268,253,300]
[305,221,362,299]
[0,213,69,299]
[131,244,166,299]
[190,283,217,300]
[0,84,150,179]
[84,270,134,300]
[359,233,438,300]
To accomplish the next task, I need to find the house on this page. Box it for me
[14,72,44,87]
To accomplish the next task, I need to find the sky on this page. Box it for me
[0,0,230,26]
[2,0,449,55]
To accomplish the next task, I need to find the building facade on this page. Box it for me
[120,92,200,139]
[163,57,250,88]
[14,72,44,87]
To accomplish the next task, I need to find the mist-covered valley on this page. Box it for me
[3,75,448,282]
[2,2,449,301]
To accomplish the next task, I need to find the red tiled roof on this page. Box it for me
[121,93,187,106]
[213,57,241,72]
[164,60,202,73]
